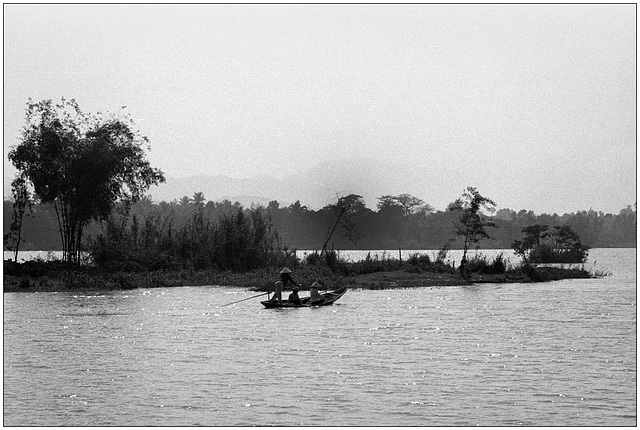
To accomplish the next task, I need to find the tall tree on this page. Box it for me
[449,187,497,275]
[3,177,32,261]
[377,194,432,216]
[395,193,429,216]
[320,194,365,255]
[192,192,206,208]
[8,98,164,264]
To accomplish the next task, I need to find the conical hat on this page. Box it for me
[311,281,321,288]
[279,267,292,274]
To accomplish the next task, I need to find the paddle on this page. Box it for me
[220,292,270,307]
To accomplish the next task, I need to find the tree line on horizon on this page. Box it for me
[3,192,636,253]
[3,97,636,272]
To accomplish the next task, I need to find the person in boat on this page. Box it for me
[288,286,302,305]
[270,267,301,303]
[308,281,324,304]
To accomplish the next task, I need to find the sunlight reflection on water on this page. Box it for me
[3,249,636,426]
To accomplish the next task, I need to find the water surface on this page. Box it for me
[4,249,636,426]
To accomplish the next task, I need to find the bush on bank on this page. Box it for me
[4,246,594,293]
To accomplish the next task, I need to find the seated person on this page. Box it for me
[271,267,301,303]
[270,280,283,303]
[309,281,324,304]
[288,286,302,305]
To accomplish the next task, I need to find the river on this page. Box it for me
[3,248,636,426]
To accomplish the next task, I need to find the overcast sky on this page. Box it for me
[3,4,636,214]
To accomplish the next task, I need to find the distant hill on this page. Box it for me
[3,156,455,209]
[5,155,636,216]
[148,157,456,210]
[148,175,281,207]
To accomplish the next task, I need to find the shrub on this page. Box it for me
[513,224,589,264]
[19,274,31,289]
[489,252,507,274]
[465,253,507,275]
[435,241,451,265]
[529,244,590,264]
[405,253,432,272]
[89,205,283,273]
[324,249,339,270]
[305,251,323,266]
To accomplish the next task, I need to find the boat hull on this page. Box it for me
[260,286,347,308]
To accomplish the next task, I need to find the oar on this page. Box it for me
[220,292,270,307]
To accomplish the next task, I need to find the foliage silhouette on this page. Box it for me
[514,224,590,264]
[448,187,497,275]
[8,98,164,264]
[3,194,636,257]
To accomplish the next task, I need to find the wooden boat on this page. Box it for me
[261,286,348,309]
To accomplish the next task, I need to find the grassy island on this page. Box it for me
[0,98,621,296]
[3,251,595,294]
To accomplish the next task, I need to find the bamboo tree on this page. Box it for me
[8,98,164,264]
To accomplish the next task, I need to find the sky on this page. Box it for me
[3,4,636,214]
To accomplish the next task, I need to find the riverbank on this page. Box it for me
[3,264,595,293]
[336,265,593,290]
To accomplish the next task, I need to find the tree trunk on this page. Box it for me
[321,207,346,257]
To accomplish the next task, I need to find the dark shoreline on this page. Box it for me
[3,265,595,293]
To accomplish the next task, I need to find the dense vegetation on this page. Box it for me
[4,195,636,254]
[2,98,615,291]
[6,98,164,264]
[513,224,590,264]
[88,200,287,273]
[3,236,593,292]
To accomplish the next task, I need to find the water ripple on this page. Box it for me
[4,250,637,426]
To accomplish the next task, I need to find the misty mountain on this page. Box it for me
[2,156,456,210]
[148,157,455,210]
